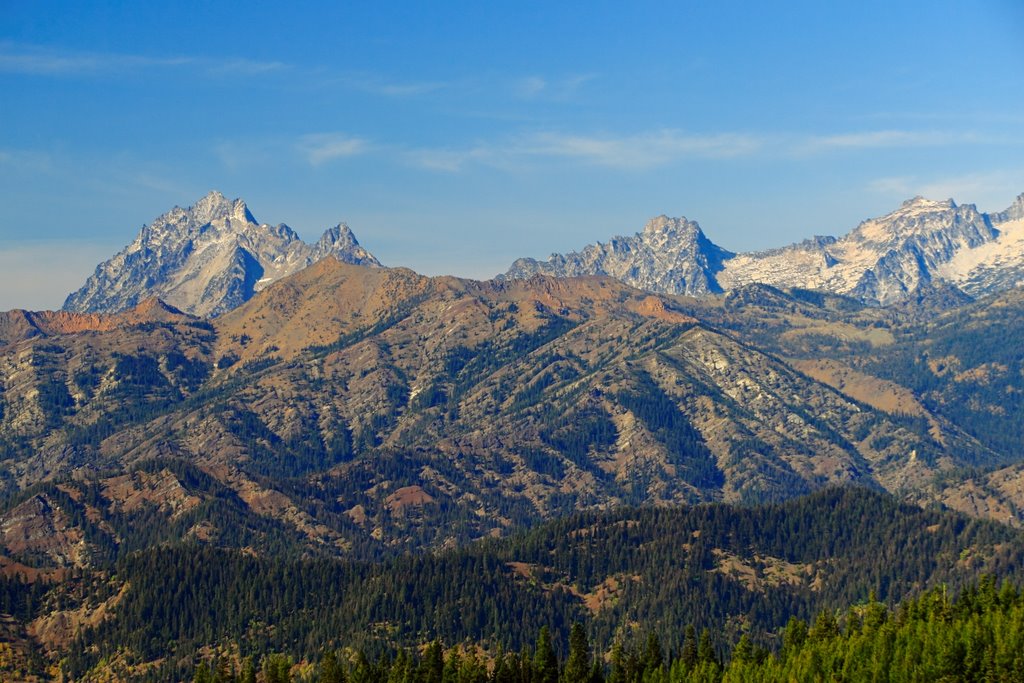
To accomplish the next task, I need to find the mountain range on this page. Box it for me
[55,189,1024,321]
[2,256,1024,677]
[0,188,1020,559]
[3,190,1024,677]
[506,193,1024,305]
[4,257,1024,559]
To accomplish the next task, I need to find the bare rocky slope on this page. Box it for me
[63,190,380,317]
[506,193,1024,305]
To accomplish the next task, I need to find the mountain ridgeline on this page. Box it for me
[506,193,1024,306]
[2,257,1024,567]
[59,190,1024,321]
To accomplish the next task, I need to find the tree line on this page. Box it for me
[187,578,1024,683]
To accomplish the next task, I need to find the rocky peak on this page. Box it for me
[849,196,984,246]
[642,215,701,238]
[319,223,356,246]
[900,196,955,210]
[64,192,381,318]
[719,195,1002,305]
[993,193,1024,224]
[189,190,250,225]
[503,214,732,296]
[640,215,717,254]
[312,223,382,266]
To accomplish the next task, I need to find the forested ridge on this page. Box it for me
[8,266,1024,566]
[183,578,1024,683]
[24,486,1024,680]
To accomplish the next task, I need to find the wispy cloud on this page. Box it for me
[868,170,1024,210]
[434,127,1006,172]
[0,148,55,173]
[305,68,449,97]
[350,77,446,97]
[297,133,370,165]
[203,58,288,76]
[0,47,187,75]
[522,130,762,167]
[215,132,372,169]
[0,43,448,101]
[0,43,285,78]
[405,129,764,172]
[514,76,548,99]
[512,73,596,101]
[221,122,1013,176]
[404,146,493,172]
[800,129,983,153]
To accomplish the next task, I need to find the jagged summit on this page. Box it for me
[63,191,381,318]
[900,195,955,209]
[720,195,1001,304]
[313,223,382,265]
[505,192,1024,305]
[504,214,733,296]
[190,190,251,223]
[994,193,1024,223]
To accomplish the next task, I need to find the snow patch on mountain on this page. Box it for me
[505,192,1024,305]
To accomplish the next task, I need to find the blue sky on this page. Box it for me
[1,1,1023,310]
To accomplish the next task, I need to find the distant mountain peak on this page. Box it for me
[503,214,732,296]
[994,193,1024,223]
[722,196,1001,304]
[899,195,955,210]
[642,214,695,234]
[63,192,381,318]
[313,223,382,266]
[639,215,709,244]
[317,223,358,250]
[185,190,255,226]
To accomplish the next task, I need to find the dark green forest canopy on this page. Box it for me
[188,577,1024,683]
[51,487,1024,679]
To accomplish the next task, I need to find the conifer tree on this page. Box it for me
[533,626,559,683]
[607,641,626,683]
[321,649,344,683]
[194,661,213,683]
[781,616,807,657]
[421,641,444,683]
[680,625,698,671]
[240,657,257,683]
[642,633,662,674]
[696,631,716,666]
[731,635,752,665]
[562,624,590,683]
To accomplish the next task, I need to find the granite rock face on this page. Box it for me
[63,191,381,317]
